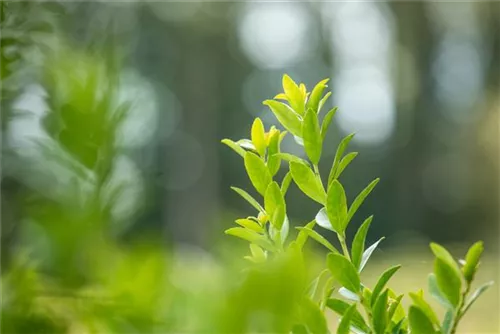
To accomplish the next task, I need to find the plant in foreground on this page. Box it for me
[222,74,493,334]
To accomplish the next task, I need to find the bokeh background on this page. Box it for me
[1,1,499,333]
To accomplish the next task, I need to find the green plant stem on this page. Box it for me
[338,235,351,261]
[450,281,471,334]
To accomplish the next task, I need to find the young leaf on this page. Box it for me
[462,241,484,282]
[281,171,293,195]
[307,269,329,300]
[248,244,267,263]
[408,305,436,334]
[225,227,274,251]
[221,139,245,157]
[428,273,453,309]
[359,237,384,272]
[441,309,454,334]
[327,253,361,293]
[235,218,264,233]
[351,216,374,270]
[408,291,440,327]
[337,304,356,334]
[264,100,302,137]
[244,151,272,196]
[434,258,462,308]
[290,161,326,205]
[372,289,389,334]
[318,91,332,113]
[302,108,322,165]
[301,297,329,334]
[430,243,461,278]
[251,117,266,156]
[273,153,309,165]
[387,294,404,324]
[320,107,338,140]
[371,265,402,307]
[346,178,380,225]
[328,133,355,185]
[306,78,329,113]
[264,182,286,229]
[237,139,256,151]
[462,281,494,314]
[282,74,305,115]
[267,129,282,176]
[326,299,369,333]
[315,208,334,231]
[295,227,339,254]
[339,287,360,302]
[335,152,358,179]
[231,186,265,213]
[326,180,348,234]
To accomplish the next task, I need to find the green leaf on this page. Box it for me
[295,220,316,250]
[301,297,329,334]
[307,269,329,300]
[327,253,361,293]
[306,78,329,113]
[224,227,274,251]
[326,299,369,333]
[264,182,286,229]
[339,287,360,302]
[346,178,380,225]
[244,151,272,196]
[428,273,453,309]
[251,117,266,156]
[430,243,461,278]
[351,216,373,270]
[372,289,389,334]
[281,171,293,195]
[249,244,266,261]
[408,291,440,327]
[434,258,462,308]
[269,215,288,245]
[462,281,494,314]
[273,153,309,165]
[290,161,326,205]
[302,108,322,165]
[267,129,282,176]
[387,294,404,324]
[282,74,305,115]
[441,309,454,334]
[235,218,263,233]
[359,237,384,272]
[295,227,339,254]
[320,107,338,140]
[408,306,436,334]
[371,265,402,307]
[335,152,358,179]
[231,187,265,213]
[237,139,256,151]
[337,304,356,334]
[326,180,348,234]
[264,100,302,137]
[318,91,332,113]
[221,139,245,157]
[315,208,334,231]
[462,241,484,282]
[328,133,355,185]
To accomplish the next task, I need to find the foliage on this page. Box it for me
[223,74,493,334]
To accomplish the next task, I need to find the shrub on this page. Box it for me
[222,74,493,334]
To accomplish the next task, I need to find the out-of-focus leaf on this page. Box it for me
[295,220,317,250]
[300,297,329,334]
[462,281,494,314]
[244,151,272,196]
[408,305,436,334]
[409,290,440,327]
[428,273,453,309]
[326,180,348,234]
[327,253,360,293]
[302,108,322,165]
[430,243,461,278]
[290,161,326,205]
[351,216,373,271]
[441,309,454,334]
[225,227,274,251]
